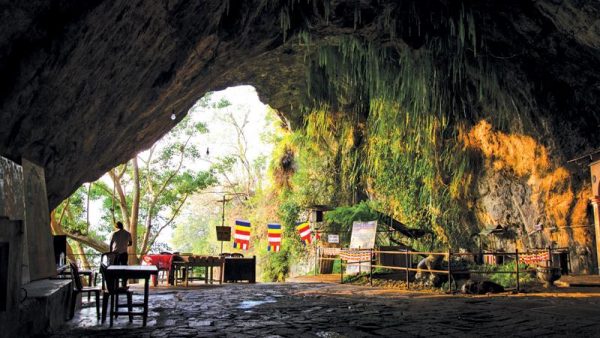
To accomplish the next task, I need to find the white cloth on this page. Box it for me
[110,229,132,254]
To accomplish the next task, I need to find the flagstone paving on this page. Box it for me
[51,282,600,337]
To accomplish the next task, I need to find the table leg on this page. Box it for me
[143,277,149,326]
[185,263,189,287]
[205,265,208,284]
[219,263,223,284]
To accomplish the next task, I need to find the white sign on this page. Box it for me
[346,221,377,275]
[349,221,377,249]
[327,234,339,243]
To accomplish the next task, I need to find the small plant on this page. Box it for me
[472,262,535,288]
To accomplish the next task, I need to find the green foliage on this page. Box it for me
[273,4,540,250]
[170,203,220,255]
[324,201,379,243]
[325,202,378,228]
[260,239,294,282]
[474,262,535,288]
[57,114,217,255]
[257,196,310,282]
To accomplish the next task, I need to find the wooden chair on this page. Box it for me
[99,263,133,326]
[69,262,101,320]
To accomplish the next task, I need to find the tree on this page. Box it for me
[53,115,217,263]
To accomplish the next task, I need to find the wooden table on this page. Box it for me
[172,256,224,286]
[105,265,158,326]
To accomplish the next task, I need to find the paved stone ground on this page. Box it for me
[51,282,600,337]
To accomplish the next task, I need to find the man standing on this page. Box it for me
[110,221,132,265]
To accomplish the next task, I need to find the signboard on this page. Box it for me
[216,226,231,241]
[349,221,377,249]
[346,221,377,274]
[327,234,339,244]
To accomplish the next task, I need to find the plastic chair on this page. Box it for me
[69,262,101,320]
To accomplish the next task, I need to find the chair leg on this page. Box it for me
[109,294,114,327]
[115,294,119,318]
[102,294,109,323]
[69,291,78,320]
[127,293,133,322]
[95,291,100,320]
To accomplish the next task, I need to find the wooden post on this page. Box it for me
[447,249,452,293]
[405,250,410,290]
[340,257,344,284]
[315,246,318,276]
[369,249,373,287]
[515,249,520,293]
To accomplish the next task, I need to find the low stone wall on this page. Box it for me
[17,279,72,337]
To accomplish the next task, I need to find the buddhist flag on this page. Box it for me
[267,223,282,252]
[233,220,251,250]
[296,221,312,245]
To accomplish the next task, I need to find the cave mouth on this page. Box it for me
[63,84,280,257]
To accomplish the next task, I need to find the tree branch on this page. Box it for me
[64,232,110,253]
[144,194,189,255]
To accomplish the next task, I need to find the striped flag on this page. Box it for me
[267,223,282,252]
[233,220,251,250]
[296,221,312,245]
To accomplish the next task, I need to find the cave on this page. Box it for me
[1,0,600,334]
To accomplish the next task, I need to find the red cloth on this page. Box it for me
[142,254,174,270]
[142,254,174,286]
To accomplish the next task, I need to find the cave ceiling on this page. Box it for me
[0,0,599,209]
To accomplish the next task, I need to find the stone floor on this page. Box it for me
[51,281,600,337]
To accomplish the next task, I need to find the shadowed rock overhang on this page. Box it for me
[0,0,598,208]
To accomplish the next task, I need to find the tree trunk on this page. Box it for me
[109,168,131,230]
[129,157,140,264]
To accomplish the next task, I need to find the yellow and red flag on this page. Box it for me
[296,221,312,245]
[233,220,251,250]
[267,223,282,252]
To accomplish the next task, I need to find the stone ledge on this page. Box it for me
[17,279,72,337]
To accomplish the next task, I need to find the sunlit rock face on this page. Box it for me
[464,121,595,273]
[0,1,599,258]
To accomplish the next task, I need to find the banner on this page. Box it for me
[296,221,312,245]
[519,251,550,265]
[267,223,282,252]
[233,220,251,250]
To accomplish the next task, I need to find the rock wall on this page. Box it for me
[465,121,596,273]
[22,159,55,281]
[0,156,56,283]
[0,1,597,210]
